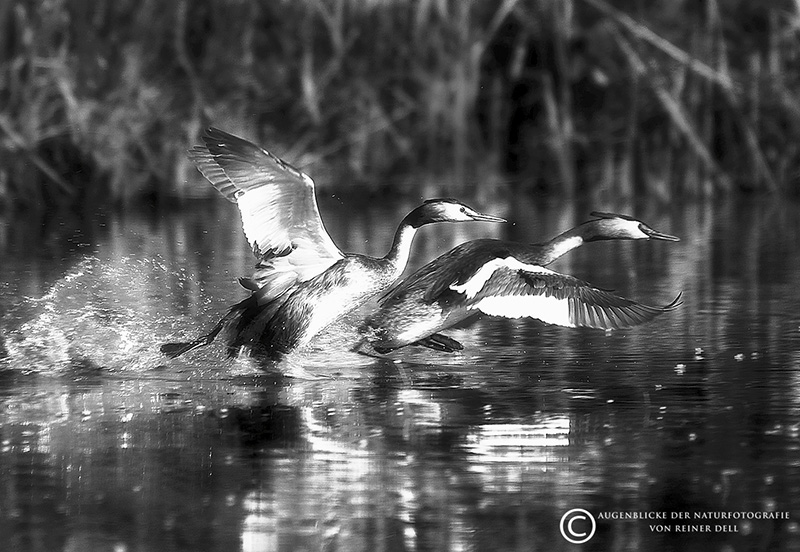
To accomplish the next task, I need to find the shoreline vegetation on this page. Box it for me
[1,0,799,211]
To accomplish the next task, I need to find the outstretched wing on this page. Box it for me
[449,256,681,330]
[189,127,343,282]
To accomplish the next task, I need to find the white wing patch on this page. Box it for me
[449,256,555,300]
[237,187,286,255]
[471,294,576,327]
[192,128,343,264]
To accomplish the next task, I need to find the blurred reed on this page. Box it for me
[0,0,798,210]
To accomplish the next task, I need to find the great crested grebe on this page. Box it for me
[360,212,682,353]
[160,127,504,359]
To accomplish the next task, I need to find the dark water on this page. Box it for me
[1,194,800,552]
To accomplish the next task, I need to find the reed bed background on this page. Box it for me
[1,0,799,210]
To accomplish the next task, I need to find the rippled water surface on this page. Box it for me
[1,195,800,551]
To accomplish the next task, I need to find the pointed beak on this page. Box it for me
[469,211,506,223]
[642,225,680,241]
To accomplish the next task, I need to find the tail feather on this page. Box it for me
[160,286,294,359]
[227,289,290,354]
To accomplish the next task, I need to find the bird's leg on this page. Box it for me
[415,333,464,353]
[160,314,228,358]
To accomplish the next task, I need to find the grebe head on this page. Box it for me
[589,212,680,241]
[406,198,506,228]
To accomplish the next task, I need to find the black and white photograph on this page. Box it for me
[1,1,799,550]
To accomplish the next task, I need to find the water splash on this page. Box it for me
[1,255,194,374]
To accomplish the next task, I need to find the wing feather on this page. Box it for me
[455,263,680,330]
[189,127,343,284]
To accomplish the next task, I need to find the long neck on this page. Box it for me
[382,221,419,277]
[537,219,613,265]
